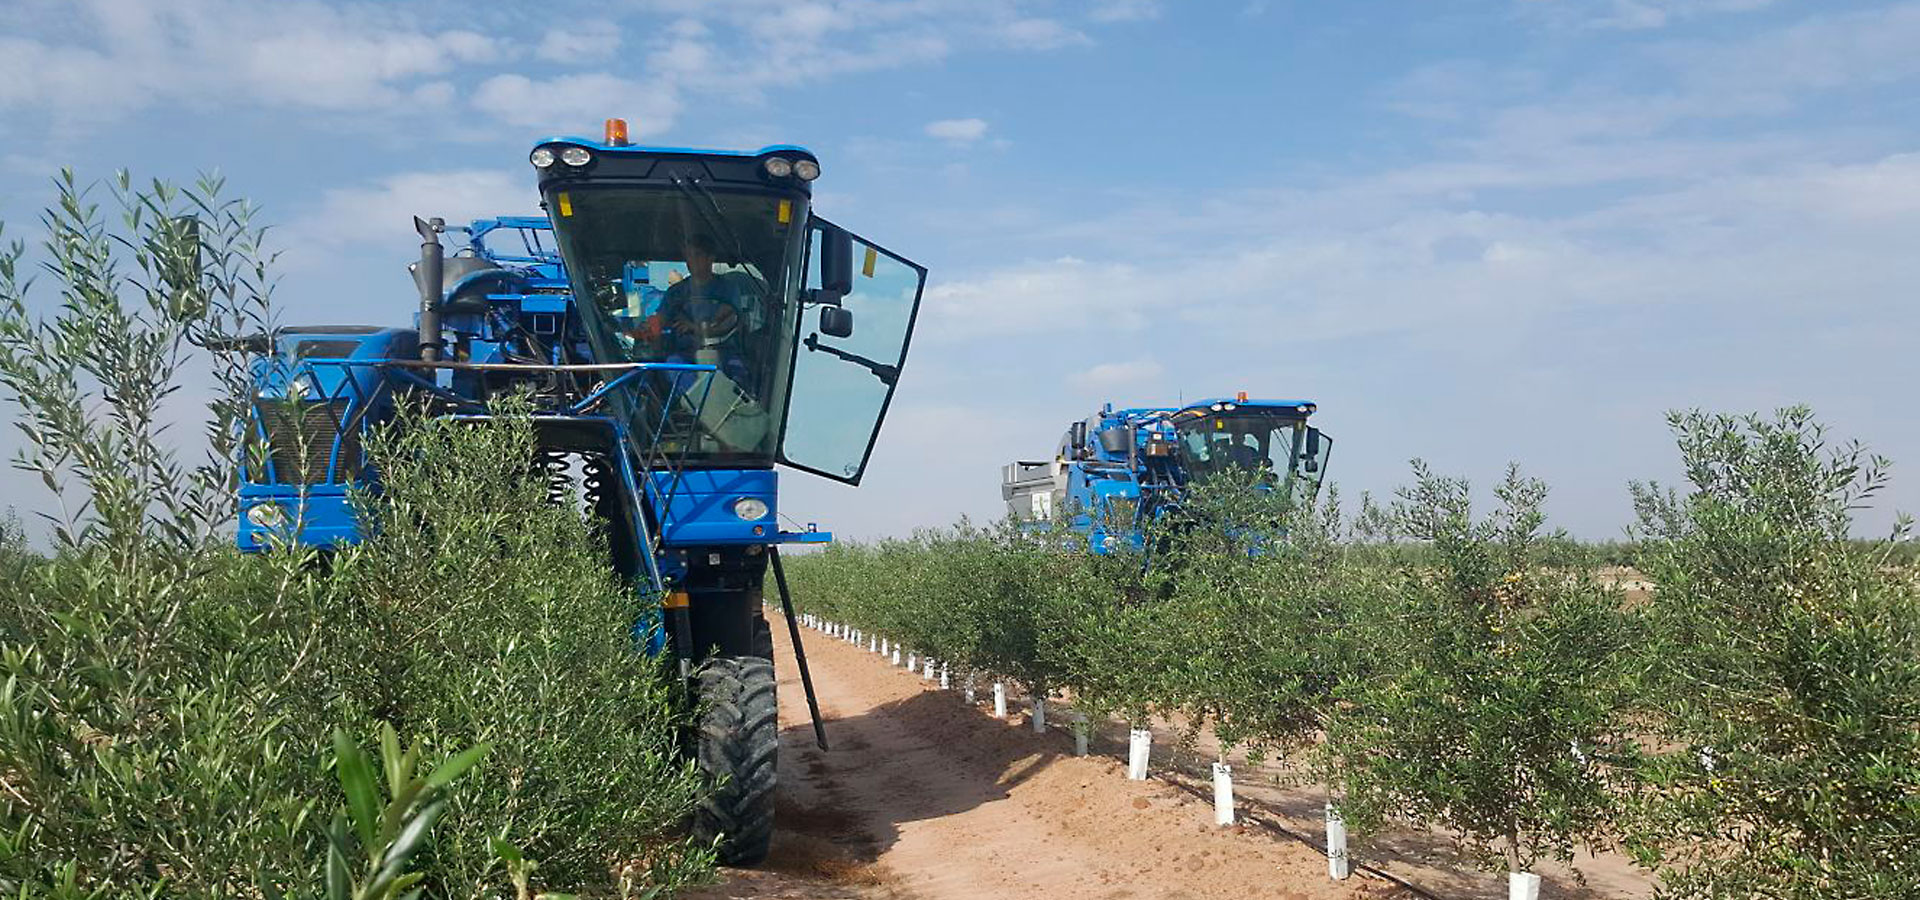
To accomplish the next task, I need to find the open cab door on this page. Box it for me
[778,217,927,484]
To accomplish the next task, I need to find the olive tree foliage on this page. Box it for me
[0,169,273,554]
[1625,408,1920,898]
[0,175,711,898]
[1319,462,1638,876]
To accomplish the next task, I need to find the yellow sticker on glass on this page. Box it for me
[862,246,878,278]
[557,192,573,217]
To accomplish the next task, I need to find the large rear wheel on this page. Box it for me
[693,655,778,866]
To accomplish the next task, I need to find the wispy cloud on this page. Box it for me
[925,118,990,142]
[1520,0,1781,30]
[0,0,1115,139]
[1071,359,1165,389]
[534,22,622,63]
[997,18,1092,49]
[279,168,533,269]
[0,0,500,124]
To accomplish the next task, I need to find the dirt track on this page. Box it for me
[689,617,1650,900]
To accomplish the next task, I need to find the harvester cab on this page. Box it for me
[234,121,927,867]
[1001,395,1332,554]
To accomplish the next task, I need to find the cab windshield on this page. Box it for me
[546,185,807,464]
[1174,412,1306,483]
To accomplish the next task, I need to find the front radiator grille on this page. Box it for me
[250,399,359,484]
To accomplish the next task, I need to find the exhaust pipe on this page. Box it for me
[414,216,444,361]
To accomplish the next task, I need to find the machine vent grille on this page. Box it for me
[294,340,361,360]
[251,400,358,485]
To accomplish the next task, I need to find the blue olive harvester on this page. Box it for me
[1002,396,1333,555]
[231,120,928,866]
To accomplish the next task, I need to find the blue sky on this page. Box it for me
[2,0,1917,540]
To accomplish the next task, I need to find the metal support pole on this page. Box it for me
[769,547,829,751]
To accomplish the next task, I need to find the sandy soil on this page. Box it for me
[689,616,1652,900]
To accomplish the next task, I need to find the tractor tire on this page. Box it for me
[751,615,773,661]
[693,655,778,866]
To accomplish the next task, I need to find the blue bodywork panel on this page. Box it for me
[653,469,778,545]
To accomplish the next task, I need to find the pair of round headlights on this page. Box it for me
[529,145,593,168]
[761,156,820,180]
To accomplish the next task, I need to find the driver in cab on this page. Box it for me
[633,233,764,385]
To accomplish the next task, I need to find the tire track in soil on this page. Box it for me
[689,619,1402,900]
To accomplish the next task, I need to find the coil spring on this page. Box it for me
[581,455,614,514]
[537,450,571,506]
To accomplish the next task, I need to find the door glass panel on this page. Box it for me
[779,220,925,484]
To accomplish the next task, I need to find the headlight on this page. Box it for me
[246,504,286,528]
[559,146,592,167]
[763,157,793,178]
[1101,535,1118,551]
[732,497,769,521]
[792,159,820,181]
[529,147,557,168]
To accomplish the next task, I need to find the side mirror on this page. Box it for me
[1069,421,1088,455]
[1305,427,1321,457]
[819,305,854,338]
[818,224,854,303]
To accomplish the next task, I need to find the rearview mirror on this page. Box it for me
[1303,427,1324,474]
[820,305,854,338]
[818,224,853,302]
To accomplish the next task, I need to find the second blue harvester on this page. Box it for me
[1001,394,1333,553]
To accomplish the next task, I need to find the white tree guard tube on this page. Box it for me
[993,681,1008,718]
[905,652,917,671]
[1213,763,1235,826]
[1073,723,1089,757]
[869,635,878,653]
[1031,696,1047,733]
[939,663,950,690]
[1127,728,1151,780]
[880,637,889,655]
[965,673,977,703]
[1510,872,1541,900]
[1326,803,1350,880]
[891,647,902,666]
[923,658,936,680]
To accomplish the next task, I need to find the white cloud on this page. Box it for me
[0,0,503,119]
[472,73,681,134]
[998,18,1092,50]
[925,118,989,142]
[0,0,1116,138]
[280,169,535,270]
[1090,0,1161,23]
[1071,360,1165,389]
[1522,0,1779,30]
[535,23,622,63]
